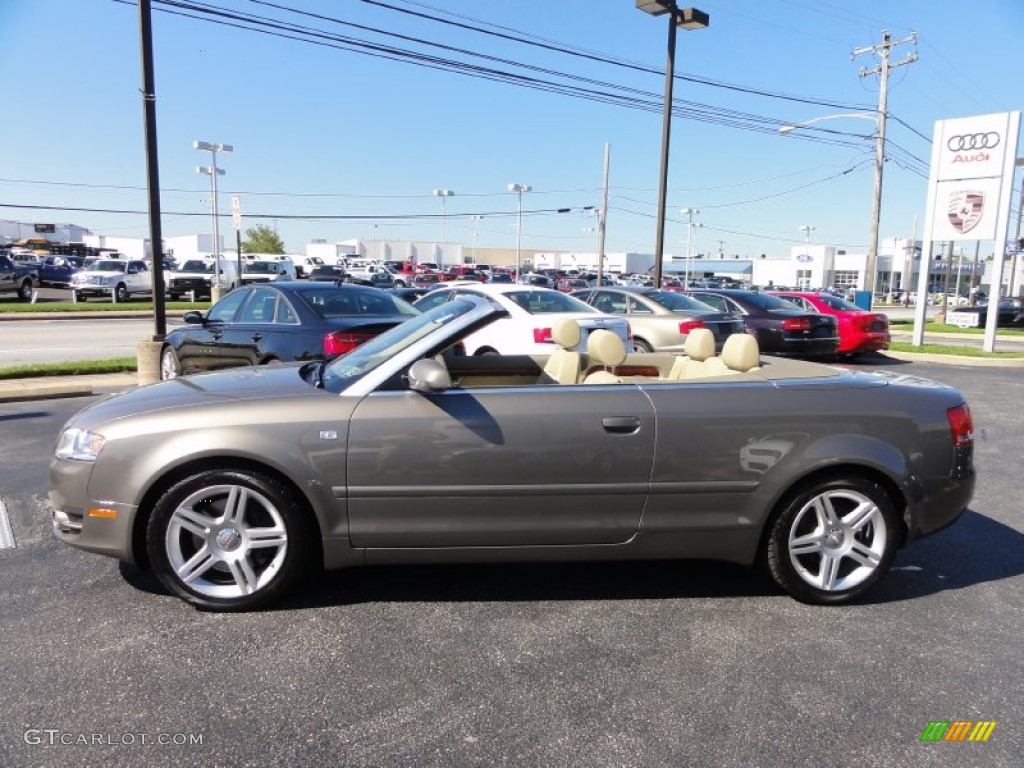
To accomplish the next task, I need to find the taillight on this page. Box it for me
[783,317,812,331]
[534,327,554,343]
[679,319,706,334]
[324,331,374,356]
[947,403,974,447]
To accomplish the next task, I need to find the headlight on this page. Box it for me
[55,429,106,462]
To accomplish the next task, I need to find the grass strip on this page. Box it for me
[888,341,1024,358]
[0,358,138,380]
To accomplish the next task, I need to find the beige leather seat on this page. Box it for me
[701,333,761,376]
[542,318,583,384]
[583,329,628,384]
[667,328,716,380]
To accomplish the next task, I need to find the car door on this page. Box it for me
[215,286,284,366]
[346,382,655,548]
[174,288,249,373]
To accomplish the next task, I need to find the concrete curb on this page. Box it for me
[0,374,139,403]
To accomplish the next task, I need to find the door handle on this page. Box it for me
[211,332,222,341]
[602,416,641,434]
[251,333,263,342]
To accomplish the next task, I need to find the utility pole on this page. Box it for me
[597,143,610,286]
[853,29,917,304]
[717,240,725,259]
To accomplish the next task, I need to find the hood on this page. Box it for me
[66,364,322,432]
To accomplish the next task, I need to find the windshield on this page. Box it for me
[738,292,806,311]
[299,287,418,318]
[92,260,126,272]
[322,298,480,389]
[644,290,718,312]
[181,260,213,272]
[244,261,278,273]
[504,289,596,314]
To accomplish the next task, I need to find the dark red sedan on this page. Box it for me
[770,291,890,359]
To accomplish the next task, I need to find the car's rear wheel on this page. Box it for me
[146,469,313,611]
[766,476,899,605]
[160,346,181,380]
[632,338,654,353]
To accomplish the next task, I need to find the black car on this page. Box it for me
[159,282,420,380]
[347,271,395,289]
[307,264,347,282]
[391,286,432,303]
[948,298,1024,328]
[684,288,839,359]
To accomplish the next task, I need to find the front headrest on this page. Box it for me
[587,329,627,367]
[684,327,715,361]
[551,318,582,350]
[722,333,760,371]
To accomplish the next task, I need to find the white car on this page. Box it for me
[413,283,631,355]
[70,258,153,303]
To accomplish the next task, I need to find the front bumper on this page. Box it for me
[48,457,138,563]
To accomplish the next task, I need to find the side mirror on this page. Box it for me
[407,359,452,393]
[183,310,205,325]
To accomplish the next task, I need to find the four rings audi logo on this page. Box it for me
[947,132,1000,151]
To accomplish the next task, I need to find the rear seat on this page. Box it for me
[666,328,716,380]
[690,333,761,378]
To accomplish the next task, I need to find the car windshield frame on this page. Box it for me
[322,298,494,392]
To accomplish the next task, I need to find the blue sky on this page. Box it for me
[2,0,1021,259]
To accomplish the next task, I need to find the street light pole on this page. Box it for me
[433,189,454,268]
[470,214,482,261]
[508,183,531,277]
[636,2,709,289]
[799,224,815,243]
[1009,157,1024,297]
[194,140,232,301]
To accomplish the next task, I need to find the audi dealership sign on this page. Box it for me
[926,111,1020,242]
[913,110,1021,351]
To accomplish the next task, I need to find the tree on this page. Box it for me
[241,225,285,254]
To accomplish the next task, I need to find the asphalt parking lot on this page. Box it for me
[1,360,1021,767]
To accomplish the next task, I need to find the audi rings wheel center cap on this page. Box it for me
[825,527,845,548]
[216,528,243,551]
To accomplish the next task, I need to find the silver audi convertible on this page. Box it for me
[49,297,975,611]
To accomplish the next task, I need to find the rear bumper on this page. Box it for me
[840,332,891,354]
[775,336,840,358]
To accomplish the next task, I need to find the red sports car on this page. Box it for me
[770,291,890,358]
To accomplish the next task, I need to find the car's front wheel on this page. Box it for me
[766,475,899,605]
[114,283,129,303]
[160,346,181,380]
[146,469,314,611]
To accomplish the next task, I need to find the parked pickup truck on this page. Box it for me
[69,258,154,303]
[37,255,85,287]
[0,253,38,301]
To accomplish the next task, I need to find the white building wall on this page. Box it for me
[164,234,223,259]
[81,235,151,260]
[0,220,91,243]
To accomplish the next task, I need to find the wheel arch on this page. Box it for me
[131,455,325,570]
[755,462,910,568]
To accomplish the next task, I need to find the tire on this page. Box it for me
[168,293,180,302]
[160,346,181,380]
[146,468,314,611]
[765,475,899,605]
[17,278,33,302]
[632,338,654,353]
[74,292,86,303]
[114,283,129,303]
